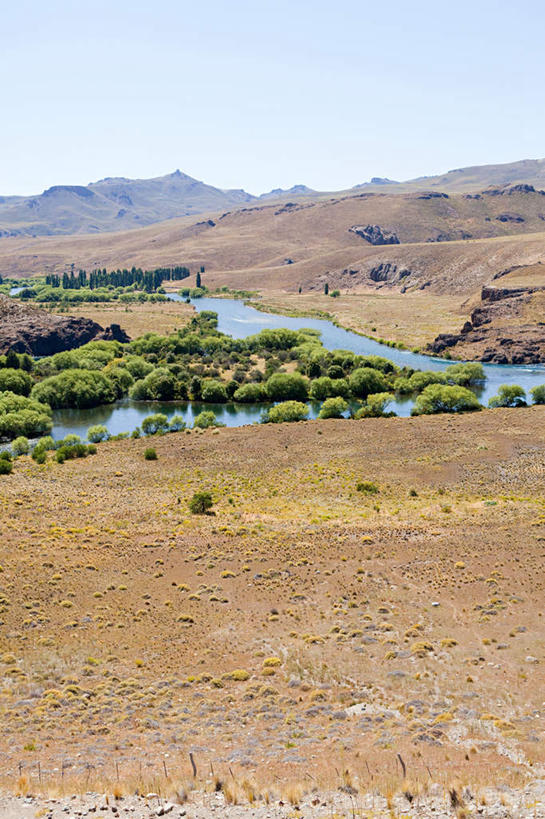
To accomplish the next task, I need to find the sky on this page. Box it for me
[1,0,545,196]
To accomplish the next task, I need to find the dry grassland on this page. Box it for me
[1,409,545,800]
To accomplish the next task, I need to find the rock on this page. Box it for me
[526,655,539,664]
[0,295,130,355]
[349,224,400,245]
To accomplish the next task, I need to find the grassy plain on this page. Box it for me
[64,298,194,339]
[1,408,545,798]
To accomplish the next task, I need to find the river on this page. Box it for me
[49,295,545,439]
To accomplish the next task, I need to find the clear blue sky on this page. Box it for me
[2,0,544,195]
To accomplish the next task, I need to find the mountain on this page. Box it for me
[0,170,256,237]
[353,158,545,194]
[258,184,316,200]
[2,158,545,239]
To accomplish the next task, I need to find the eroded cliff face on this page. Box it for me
[0,296,130,355]
[427,284,545,363]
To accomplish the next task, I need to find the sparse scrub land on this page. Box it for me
[1,408,545,803]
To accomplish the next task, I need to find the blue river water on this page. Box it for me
[49,296,545,439]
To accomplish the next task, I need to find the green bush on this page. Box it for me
[412,384,482,415]
[265,372,309,402]
[356,480,379,494]
[11,436,30,456]
[355,392,395,418]
[233,383,265,403]
[129,368,177,401]
[0,458,13,475]
[189,491,213,514]
[87,424,109,443]
[318,396,348,419]
[530,384,545,405]
[56,443,89,463]
[0,369,33,396]
[193,410,223,429]
[407,370,447,392]
[348,367,387,398]
[142,413,169,435]
[488,384,526,408]
[32,369,116,409]
[169,415,186,432]
[0,392,53,440]
[144,447,158,460]
[32,449,47,464]
[264,401,309,424]
[201,379,228,403]
[445,362,485,386]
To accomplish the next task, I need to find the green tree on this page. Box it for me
[11,436,30,456]
[189,490,213,514]
[193,410,223,429]
[355,392,395,418]
[233,383,265,403]
[265,372,309,401]
[129,368,176,401]
[141,413,169,435]
[412,384,481,415]
[348,367,387,398]
[324,282,329,295]
[0,369,33,396]
[318,396,348,419]
[169,415,186,431]
[32,370,116,409]
[196,271,202,289]
[201,379,228,403]
[87,424,109,443]
[264,401,309,423]
[530,384,545,405]
[488,384,526,408]
[5,349,19,369]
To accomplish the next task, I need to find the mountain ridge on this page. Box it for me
[2,158,545,238]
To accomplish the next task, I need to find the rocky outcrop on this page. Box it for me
[426,283,545,363]
[0,296,130,355]
[349,224,400,245]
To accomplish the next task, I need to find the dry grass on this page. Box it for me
[0,408,545,794]
[63,298,194,338]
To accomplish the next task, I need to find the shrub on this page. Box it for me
[129,367,177,401]
[407,370,447,392]
[233,383,265,403]
[32,369,116,409]
[0,459,13,475]
[0,392,53,440]
[144,447,158,461]
[11,436,29,456]
[201,379,228,403]
[36,435,55,451]
[87,424,109,443]
[56,443,89,463]
[0,369,33,396]
[32,449,47,464]
[189,491,213,514]
[488,384,526,408]
[357,481,379,494]
[348,367,387,398]
[355,392,395,418]
[193,410,223,429]
[169,415,186,432]
[264,401,309,424]
[530,384,545,405]
[318,396,348,419]
[142,413,169,435]
[412,384,482,415]
[445,362,485,386]
[265,372,309,401]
